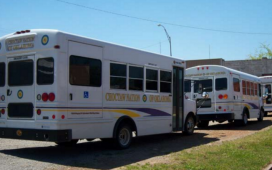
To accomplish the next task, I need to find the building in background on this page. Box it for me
[186,58,272,77]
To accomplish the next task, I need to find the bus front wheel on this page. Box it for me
[183,115,195,135]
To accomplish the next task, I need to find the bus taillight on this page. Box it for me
[49,93,55,102]
[218,94,223,99]
[42,93,49,102]
[223,94,228,99]
[1,109,5,115]
[37,109,41,115]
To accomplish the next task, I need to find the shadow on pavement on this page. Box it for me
[196,119,272,131]
[0,132,217,169]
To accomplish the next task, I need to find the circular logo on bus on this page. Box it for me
[17,90,23,99]
[142,95,147,102]
[41,35,49,45]
[1,95,5,101]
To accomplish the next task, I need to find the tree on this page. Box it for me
[248,43,272,60]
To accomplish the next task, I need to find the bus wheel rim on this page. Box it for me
[187,117,194,132]
[119,128,130,146]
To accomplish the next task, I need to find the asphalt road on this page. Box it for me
[0,114,272,170]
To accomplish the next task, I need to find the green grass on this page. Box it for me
[126,127,272,170]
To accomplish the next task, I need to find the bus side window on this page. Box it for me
[110,63,126,90]
[254,83,257,96]
[215,78,227,91]
[146,69,158,92]
[250,82,254,96]
[0,63,5,87]
[129,66,143,91]
[37,58,54,85]
[70,55,102,87]
[246,81,250,95]
[242,80,246,95]
[160,71,172,93]
[233,78,240,92]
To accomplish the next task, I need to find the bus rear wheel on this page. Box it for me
[114,123,132,149]
[55,139,78,147]
[197,120,209,128]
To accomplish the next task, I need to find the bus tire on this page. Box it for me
[55,139,78,147]
[264,111,268,117]
[258,109,264,122]
[183,114,195,135]
[240,110,248,126]
[114,123,132,149]
[197,120,209,128]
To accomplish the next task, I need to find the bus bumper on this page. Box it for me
[197,113,234,121]
[0,128,72,142]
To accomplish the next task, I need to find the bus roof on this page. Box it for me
[0,29,184,62]
[186,65,260,81]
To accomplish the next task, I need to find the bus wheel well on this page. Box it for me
[186,112,196,123]
[243,107,250,119]
[113,116,137,138]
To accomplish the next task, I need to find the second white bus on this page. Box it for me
[185,65,264,127]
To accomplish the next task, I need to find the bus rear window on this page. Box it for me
[194,79,212,93]
[185,80,191,92]
[216,78,227,91]
[8,60,33,86]
[37,58,54,85]
[0,63,5,87]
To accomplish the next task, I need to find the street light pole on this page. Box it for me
[158,24,172,56]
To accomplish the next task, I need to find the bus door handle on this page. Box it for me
[70,93,73,100]
[7,89,12,96]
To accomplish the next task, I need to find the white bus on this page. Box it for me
[259,76,272,116]
[185,65,264,128]
[0,29,196,149]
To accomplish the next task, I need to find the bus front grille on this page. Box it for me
[8,103,34,118]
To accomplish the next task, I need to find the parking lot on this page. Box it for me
[0,114,271,170]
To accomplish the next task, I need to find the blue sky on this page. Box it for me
[1,0,271,61]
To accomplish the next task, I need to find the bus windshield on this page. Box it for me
[194,79,212,93]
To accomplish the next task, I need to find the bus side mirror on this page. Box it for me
[263,94,268,99]
[202,92,209,98]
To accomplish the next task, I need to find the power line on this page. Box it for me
[56,0,272,35]
[142,40,168,49]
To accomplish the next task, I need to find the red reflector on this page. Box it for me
[197,67,199,70]
[16,31,21,34]
[61,115,65,119]
[202,67,204,70]
[52,115,56,119]
[218,106,222,109]
[224,109,226,112]
[49,93,55,102]
[218,94,223,99]
[185,95,189,99]
[1,109,5,114]
[25,30,30,32]
[37,109,41,115]
[21,30,25,33]
[206,67,209,69]
[54,45,60,49]
[42,93,49,102]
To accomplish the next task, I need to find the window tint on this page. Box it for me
[8,60,33,86]
[216,78,227,91]
[247,81,250,95]
[233,78,240,92]
[69,55,102,87]
[194,79,212,93]
[160,71,171,93]
[129,66,143,91]
[254,83,257,96]
[0,63,5,87]
[185,80,191,92]
[242,80,246,95]
[110,63,126,89]
[146,69,158,91]
[37,58,54,85]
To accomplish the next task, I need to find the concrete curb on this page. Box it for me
[264,164,272,170]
